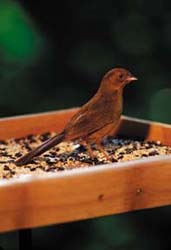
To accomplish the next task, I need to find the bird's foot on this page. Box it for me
[96,143,112,162]
[79,140,97,160]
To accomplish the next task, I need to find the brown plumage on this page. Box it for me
[15,68,137,166]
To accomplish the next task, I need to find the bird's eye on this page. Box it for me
[119,74,124,80]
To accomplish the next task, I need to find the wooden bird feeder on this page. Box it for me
[0,107,171,233]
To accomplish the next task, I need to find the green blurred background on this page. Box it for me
[0,0,171,249]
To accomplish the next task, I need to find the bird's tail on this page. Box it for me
[15,131,65,166]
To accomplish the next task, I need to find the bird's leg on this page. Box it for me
[79,140,96,159]
[95,142,111,161]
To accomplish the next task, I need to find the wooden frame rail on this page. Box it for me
[0,108,170,232]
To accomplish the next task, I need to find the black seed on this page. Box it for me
[30,167,36,171]
[36,165,44,169]
[24,143,32,151]
[106,149,114,154]
[68,156,74,161]
[80,157,93,164]
[59,155,68,162]
[48,168,57,172]
[50,151,58,157]
[0,147,6,151]
[29,160,37,164]
[27,134,34,139]
[4,165,10,170]
[1,151,8,156]
[144,144,152,149]
[0,140,7,145]
[49,155,56,159]
[27,134,36,143]
[40,132,51,142]
[10,156,16,159]
[125,148,133,154]
[45,157,58,165]
[58,166,65,171]
[24,165,30,169]
[117,155,123,159]
[55,147,60,152]
[70,151,78,157]
[149,150,159,156]
[15,137,24,143]
[93,158,102,165]
[111,158,118,162]
[46,161,54,166]
[15,152,22,157]
[142,153,148,157]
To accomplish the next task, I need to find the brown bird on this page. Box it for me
[15,68,137,166]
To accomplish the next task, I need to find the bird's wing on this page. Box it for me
[65,96,120,139]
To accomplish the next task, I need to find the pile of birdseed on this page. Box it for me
[0,132,170,179]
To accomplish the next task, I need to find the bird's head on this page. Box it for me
[102,68,137,90]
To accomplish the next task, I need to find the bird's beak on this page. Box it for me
[126,75,138,82]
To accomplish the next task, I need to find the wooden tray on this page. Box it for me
[0,108,171,233]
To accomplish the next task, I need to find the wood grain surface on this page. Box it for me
[0,108,170,232]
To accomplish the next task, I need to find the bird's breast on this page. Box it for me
[101,92,123,122]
